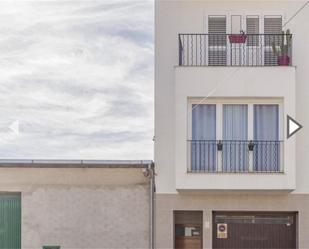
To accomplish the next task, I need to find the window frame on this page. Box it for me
[187,98,284,172]
[204,12,285,34]
[188,98,283,142]
[204,13,284,66]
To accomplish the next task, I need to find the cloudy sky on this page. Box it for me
[0,0,154,160]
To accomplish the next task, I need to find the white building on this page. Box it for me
[155,1,309,248]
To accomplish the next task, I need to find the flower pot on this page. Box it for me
[228,34,247,44]
[248,141,255,151]
[277,55,290,66]
[217,141,223,151]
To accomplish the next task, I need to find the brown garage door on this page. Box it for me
[213,212,297,249]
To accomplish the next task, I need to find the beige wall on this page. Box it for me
[0,167,150,249]
[156,193,309,249]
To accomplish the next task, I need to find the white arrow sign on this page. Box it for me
[287,115,303,139]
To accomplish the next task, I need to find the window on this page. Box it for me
[246,16,259,47]
[264,16,283,65]
[206,14,281,34]
[205,14,283,66]
[191,104,216,172]
[189,101,281,172]
[264,16,282,34]
[208,16,227,66]
[208,16,226,34]
[253,105,280,171]
[231,15,242,34]
[223,104,248,172]
[246,16,259,34]
[246,16,261,65]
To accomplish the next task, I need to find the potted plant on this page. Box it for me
[228,30,247,44]
[272,29,292,66]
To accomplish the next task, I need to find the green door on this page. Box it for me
[0,194,21,249]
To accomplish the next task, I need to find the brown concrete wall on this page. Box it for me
[0,168,150,249]
[174,211,203,225]
[156,193,309,249]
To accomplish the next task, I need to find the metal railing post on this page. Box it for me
[188,140,283,173]
[178,34,183,66]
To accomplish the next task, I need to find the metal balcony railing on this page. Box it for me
[179,34,292,66]
[188,140,283,173]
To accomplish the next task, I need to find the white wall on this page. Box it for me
[155,0,309,194]
[174,67,295,191]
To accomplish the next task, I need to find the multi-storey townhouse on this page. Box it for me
[155,1,309,248]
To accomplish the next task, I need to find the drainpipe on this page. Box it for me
[144,162,155,249]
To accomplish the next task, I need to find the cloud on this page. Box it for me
[0,0,154,159]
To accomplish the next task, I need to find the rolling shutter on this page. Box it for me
[264,16,282,34]
[264,16,282,65]
[208,16,227,65]
[208,16,226,34]
[246,16,259,46]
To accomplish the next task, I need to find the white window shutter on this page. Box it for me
[208,16,226,34]
[264,16,282,34]
[264,16,282,65]
[246,16,259,34]
[208,16,227,65]
[246,16,259,46]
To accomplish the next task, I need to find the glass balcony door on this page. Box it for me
[191,104,216,172]
[222,104,248,172]
[208,16,227,66]
[253,105,279,172]
[189,102,281,173]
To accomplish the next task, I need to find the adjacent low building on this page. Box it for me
[0,160,154,249]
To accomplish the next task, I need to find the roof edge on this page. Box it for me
[0,159,154,168]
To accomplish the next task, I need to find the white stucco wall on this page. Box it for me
[155,0,309,193]
[174,67,295,190]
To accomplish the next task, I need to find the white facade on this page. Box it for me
[175,67,295,191]
[155,0,309,194]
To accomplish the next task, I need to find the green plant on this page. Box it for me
[271,29,292,57]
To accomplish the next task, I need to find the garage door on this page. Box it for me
[213,212,296,249]
[0,194,21,249]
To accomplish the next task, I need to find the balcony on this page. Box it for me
[173,69,296,191]
[174,33,295,192]
[178,34,292,66]
[188,140,284,173]
[175,138,294,191]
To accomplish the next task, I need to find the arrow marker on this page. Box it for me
[287,115,303,139]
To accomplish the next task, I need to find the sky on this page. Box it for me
[0,0,154,160]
